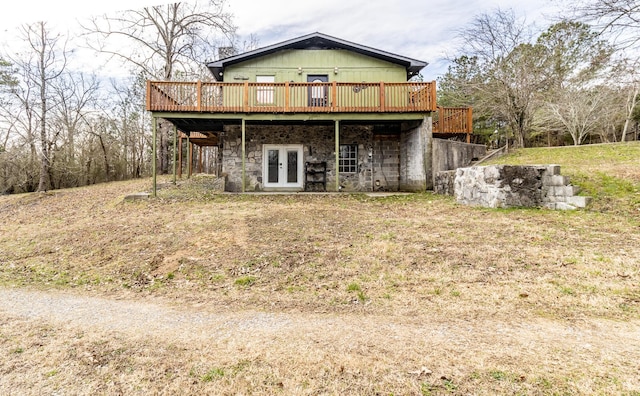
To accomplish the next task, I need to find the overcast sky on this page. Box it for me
[2,0,561,79]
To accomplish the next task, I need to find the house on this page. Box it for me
[146,32,479,194]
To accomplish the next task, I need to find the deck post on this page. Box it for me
[285,81,290,112]
[243,82,249,112]
[332,81,337,111]
[467,107,473,144]
[197,80,202,112]
[241,118,246,193]
[335,120,340,192]
[431,81,437,111]
[172,125,177,184]
[187,134,192,179]
[152,117,157,197]
[178,135,183,179]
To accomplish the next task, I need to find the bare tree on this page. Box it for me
[611,58,640,141]
[52,72,100,164]
[83,1,236,174]
[448,14,616,148]
[568,1,640,142]
[3,22,68,192]
[0,67,38,180]
[570,0,640,49]
[537,87,606,145]
[622,82,640,141]
[0,59,17,152]
[459,8,533,62]
[108,74,151,179]
[456,9,547,148]
[84,1,235,80]
[534,21,613,145]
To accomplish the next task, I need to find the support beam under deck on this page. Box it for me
[335,120,340,192]
[152,117,157,197]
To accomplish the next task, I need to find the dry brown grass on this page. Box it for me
[1,142,639,394]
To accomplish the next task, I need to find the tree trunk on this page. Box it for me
[622,85,639,142]
[37,24,50,192]
[98,135,110,182]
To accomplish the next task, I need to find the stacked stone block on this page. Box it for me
[541,165,591,210]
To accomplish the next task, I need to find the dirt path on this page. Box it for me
[3,287,638,349]
[1,287,639,394]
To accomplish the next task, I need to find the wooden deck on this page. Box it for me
[146,81,437,113]
[433,106,473,135]
[146,81,473,136]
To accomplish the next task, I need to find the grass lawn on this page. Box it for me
[0,141,639,394]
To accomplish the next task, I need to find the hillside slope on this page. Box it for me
[0,145,639,394]
[487,141,640,213]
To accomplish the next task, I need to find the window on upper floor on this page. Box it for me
[256,75,275,104]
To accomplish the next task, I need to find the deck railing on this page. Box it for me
[146,80,437,113]
[433,106,473,134]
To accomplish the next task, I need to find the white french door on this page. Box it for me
[263,144,303,189]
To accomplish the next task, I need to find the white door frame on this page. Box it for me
[262,144,304,190]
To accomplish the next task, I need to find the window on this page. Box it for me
[339,144,358,173]
[256,75,275,104]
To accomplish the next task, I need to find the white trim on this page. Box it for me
[262,144,304,190]
[256,75,275,104]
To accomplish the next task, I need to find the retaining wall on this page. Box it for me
[435,165,591,210]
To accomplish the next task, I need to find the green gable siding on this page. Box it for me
[223,49,408,83]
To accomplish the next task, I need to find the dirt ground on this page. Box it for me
[1,287,639,395]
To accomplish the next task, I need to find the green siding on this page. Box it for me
[223,49,408,83]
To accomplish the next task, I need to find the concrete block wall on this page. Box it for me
[372,138,400,191]
[541,165,592,210]
[432,139,486,179]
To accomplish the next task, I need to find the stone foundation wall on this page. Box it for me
[222,124,388,192]
[338,125,374,192]
[435,165,591,210]
[220,118,436,193]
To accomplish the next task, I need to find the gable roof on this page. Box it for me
[207,32,428,80]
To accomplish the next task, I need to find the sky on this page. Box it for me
[1,0,562,80]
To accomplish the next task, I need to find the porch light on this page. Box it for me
[334,67,339,74]
[297,67,303,74]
